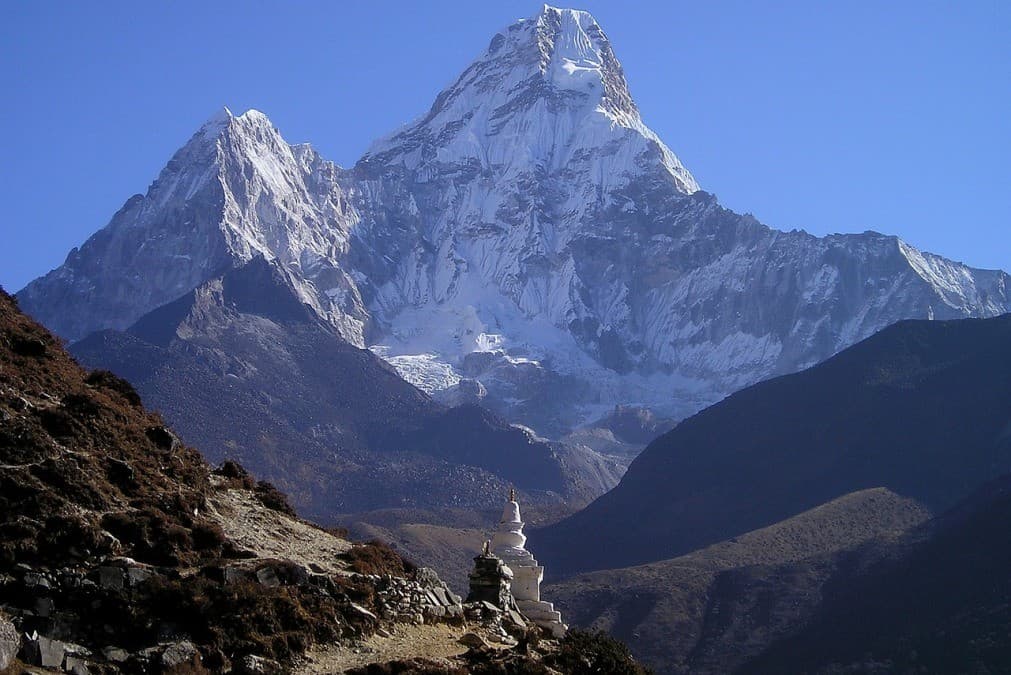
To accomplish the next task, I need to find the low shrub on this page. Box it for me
[85,369,143,407]
[254,480,297,516]
[340,540,415,577]
[548,629,653,675]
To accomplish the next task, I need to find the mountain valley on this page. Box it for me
[5,5,1010,674]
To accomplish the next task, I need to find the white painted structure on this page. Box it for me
[491,489,568,637]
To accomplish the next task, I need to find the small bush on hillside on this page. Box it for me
[341,540,415,577]
[254,480,297,516]
[85,369,143,407]
[548,629,653,675]
[191,521,227,551]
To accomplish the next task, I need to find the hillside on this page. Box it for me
[545,488,931,674]
[742,474,1011,674]
[538,313,1011,576]
[0,285,388,671]
[0,288,648,674]
[70,256,622,520]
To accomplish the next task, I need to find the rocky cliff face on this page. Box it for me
[17,6,1011,438]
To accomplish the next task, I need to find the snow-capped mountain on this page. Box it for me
[18,107,369,346]
[18,6,1010,437]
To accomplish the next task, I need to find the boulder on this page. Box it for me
[161,640,202,672]
[96,566,125,590]
[458,632,489,649]
[255,566,280,588]
[125,566,153,587]
[145,426,180,451]
[64,654,91,675]
[0,613,19,671]
[237,654,283,674]
[102,646,130,663]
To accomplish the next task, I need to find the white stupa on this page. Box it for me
[490,488,567,637]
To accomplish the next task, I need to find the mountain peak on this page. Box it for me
[207,105,233,123]
[198,105,233,139]
[363,4,697,195]
[531,5,636,121]
[197,106,275,142]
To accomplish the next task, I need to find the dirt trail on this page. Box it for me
[296,623,478,673]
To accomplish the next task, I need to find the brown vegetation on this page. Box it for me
[341,540,418,577]
[0,289,403,667]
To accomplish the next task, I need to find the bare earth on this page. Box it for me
[296,623,476,673]
[205,484,352,574]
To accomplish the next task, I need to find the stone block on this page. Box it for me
[65,654,91,675]
[161,640,201,671]
[102,646,130,663]
[97,567,124,590]
[255,566,280,587]
[21,633,67,669]
[237,654,283,674]
[0,613,18,671]
[126,566,153,587]
[458,632,488,649]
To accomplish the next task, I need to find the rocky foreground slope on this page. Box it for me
[17,6,1009,439]
[0,289,648,674]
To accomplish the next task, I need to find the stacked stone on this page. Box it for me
[0,612,17,672]
[373,567,464,625]
[465,552,515,609]
[0,557,465,673]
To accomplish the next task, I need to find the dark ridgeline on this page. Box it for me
[538,313,1011,576]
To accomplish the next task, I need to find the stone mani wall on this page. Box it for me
[373,567,464,625]
[0,558,466,674]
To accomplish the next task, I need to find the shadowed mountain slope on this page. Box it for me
[538,313,1011,576]
[70,256,622,520]
[546,488,932,674]
[741,473,1011,674]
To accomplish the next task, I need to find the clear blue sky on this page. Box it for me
[2,1,1008,292]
